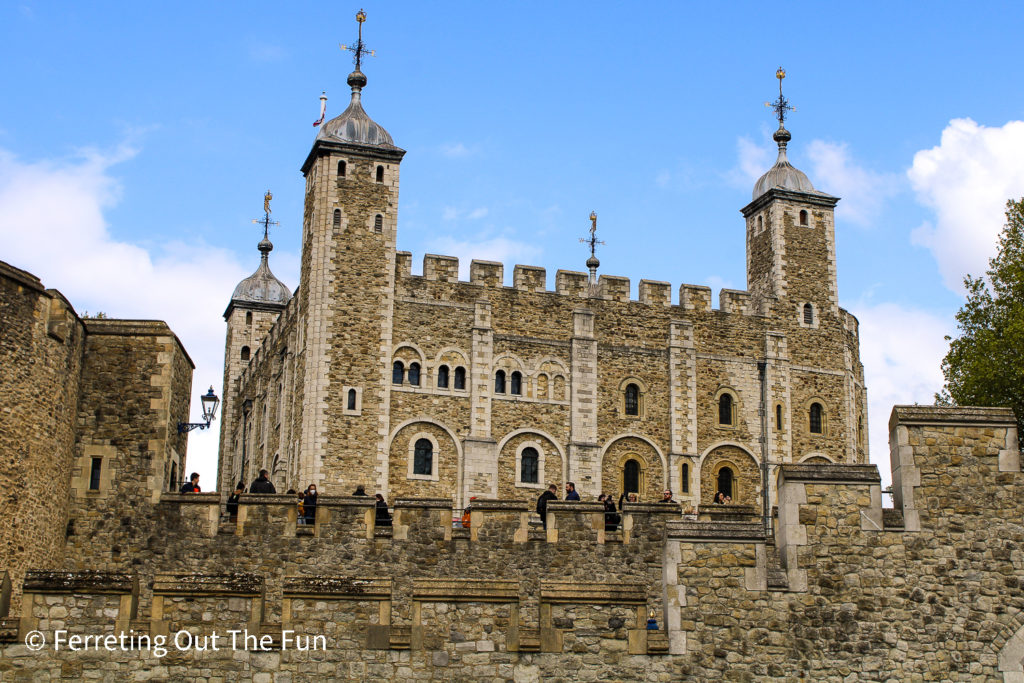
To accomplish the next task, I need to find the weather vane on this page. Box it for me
[252,190,280,240]
[764,67,795,126]
[580,211,605,258]
[340,9,375,71]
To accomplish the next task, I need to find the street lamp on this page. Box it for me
[178,386,220,434]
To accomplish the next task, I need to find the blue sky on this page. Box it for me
[3,2,1024,490]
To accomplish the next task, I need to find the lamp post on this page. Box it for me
[178,386,220,434]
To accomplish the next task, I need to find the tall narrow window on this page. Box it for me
[776,404,783,431]
[803,303,814,325]
[337,160,346,177]
[408,363,421,386]
[241,346,250,361]
[376,165,384,183]
[717,467,734,499]
[858,416,864,450]
[347,389,357,410]
[810,402,824,434]
[623,459,641,494]
[89,457,102,491]
[374,214,383,233]
[625,383,640,416]
[757,215,763,231]
[169,462,178,492]
[494,370,506,394]
[799,209,808,226]
[245,311,253,326]
[392,361,404,385]
[520,447,539,484]
[333,209,341,229]
[437,365,450,388]
[681,463,689,493]
[454,366,466,390]
[510,371,522,395]
[413,438,433,476]
[718,393,733,425]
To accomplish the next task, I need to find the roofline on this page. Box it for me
[224,298,290,320]
[83,318,195,370]
[740,187,840,217]
[300,138,407,175]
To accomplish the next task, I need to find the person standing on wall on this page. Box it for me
[537,484,558,529]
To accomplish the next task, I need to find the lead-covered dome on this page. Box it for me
[231,238,291,306]
[316,70,396,148]
[752,126,823,200]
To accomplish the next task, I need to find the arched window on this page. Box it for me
[392,360,404,385]
[799,209,809,226]
[810,402,824,434]
[437,365,450,388]
[245,311,253,326]
[623,459,641,495]
[333,208,341,229]
[337,160,346,177]
[803,303,814,325]
[718,393,733,425]
[376,165,384,183]
[625,383,640,416]
[408,362,421,386]
[454,366,466,390]
[510,371,522,395]
[241,346,250,361]
[680,462,689,493]
[374,214,383,233]
[717,467,734,500]
[520,447,539,484]
[413,438,433,476]
[347,388,357,410]
[757,215,763,231]
[494,370,506,394]
[776,404,783,431]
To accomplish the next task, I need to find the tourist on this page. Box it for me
[724,495,732,504]
[658,489,676,504]
[461,497,476,528]
[375,493,392,527]
[303,484,318,526]
[600,493,619,532]
[714,492,726,505]
[179,472,200,493]
[536,484,558,529]
[565,481,581,501]
[225,484,243,520]
[353,485,367,496]
[250,469,276,494]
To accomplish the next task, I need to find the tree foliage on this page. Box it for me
[937,198,1024,431]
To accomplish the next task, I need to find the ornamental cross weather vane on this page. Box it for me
[580,211,605,259]
[252,190,280,240]
[765,67,795,126]
[340,9,375,71]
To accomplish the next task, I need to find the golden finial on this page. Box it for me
[263,190,273,215]
[589,210,597,234]
[776,67,786,81]
[356,8,366,23]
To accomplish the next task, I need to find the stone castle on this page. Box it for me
[2,19,1024,682]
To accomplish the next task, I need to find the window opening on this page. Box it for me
[437,365,450,388]
[374,214,383,233]
[494,370,506,394]
[799,210,808,226]
[718,393,733,425]
[510,371,522,395]
[333,209,341,229]
[413,438,433,476]
[776,404,783,431]
[625,383,639,416]
[623,459,641,494]
[337,160,346,177]
[521,447,539,484]
[89,457,102,491]
[810,402,824,434]
[376,165,384,183]
[241,346,250,362]
[392,360,404,385]
[803,303,814,325]
[681,463,689,493]
[717,467,734,499]
[454,366,466,390]
[408,363,421,386]
[347,388,357,410]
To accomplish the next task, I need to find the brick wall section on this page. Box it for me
[0,262,84,612]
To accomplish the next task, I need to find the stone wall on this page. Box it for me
[4,405,1022,681]
[0,261,84,613]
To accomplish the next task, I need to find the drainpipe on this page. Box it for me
[757,361,770,538]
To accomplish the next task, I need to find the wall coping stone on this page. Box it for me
[315,496,376,508]
[779,464,881,484]
[667,521,766,542]
[623,503,682,514]
[546,501,604,513]
[160,492,221,505]
[239,494,300,506]
[413,578,519,602]
[83,318,194,369]
[283,576,391,599]
[540,581,646,604]
[467,499,530,512]
[393,498,453,509]
[22,571,134,595]
[889,404,1017,429]
[152,573,262,596]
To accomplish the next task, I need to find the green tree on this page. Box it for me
[937,198,1024,431]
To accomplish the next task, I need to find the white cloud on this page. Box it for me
[854,301,953,489]
[439,142,478,158]
[425,234,542,282]
[908,118,1024,291]
[806,140,902,226]
[732,135,773,186]
[441,205,488,222]
[0,145,252,490]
